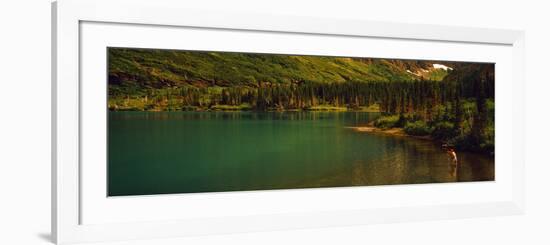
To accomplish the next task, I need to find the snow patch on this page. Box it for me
[433,64,453,71]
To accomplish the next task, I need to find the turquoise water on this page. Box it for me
[108,111,494,196]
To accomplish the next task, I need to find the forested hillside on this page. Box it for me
[108,48,458,111]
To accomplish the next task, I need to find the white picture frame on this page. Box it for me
[52,0,525,244]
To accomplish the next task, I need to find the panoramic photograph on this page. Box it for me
[107,47,495,196]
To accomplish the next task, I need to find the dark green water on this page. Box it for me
[108,111,494,196]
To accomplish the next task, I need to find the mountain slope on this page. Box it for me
[108,48,453,90]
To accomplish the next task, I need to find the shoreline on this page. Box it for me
[108,103,382,113]
[345,126,432,140]
[108,108,382,113]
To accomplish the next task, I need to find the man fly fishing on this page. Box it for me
[443,144,458,177]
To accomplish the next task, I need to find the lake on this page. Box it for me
[108,111,494,196]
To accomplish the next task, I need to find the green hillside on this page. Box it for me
[108,48,449,90]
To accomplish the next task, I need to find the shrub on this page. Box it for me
[431,121,457,141]
[395,114,407,128]
[404,121,432,136]
[450,124,494,154]
[374,115,400,129]
[480,124,495,154]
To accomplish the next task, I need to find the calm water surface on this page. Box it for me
[108,111,494,196]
